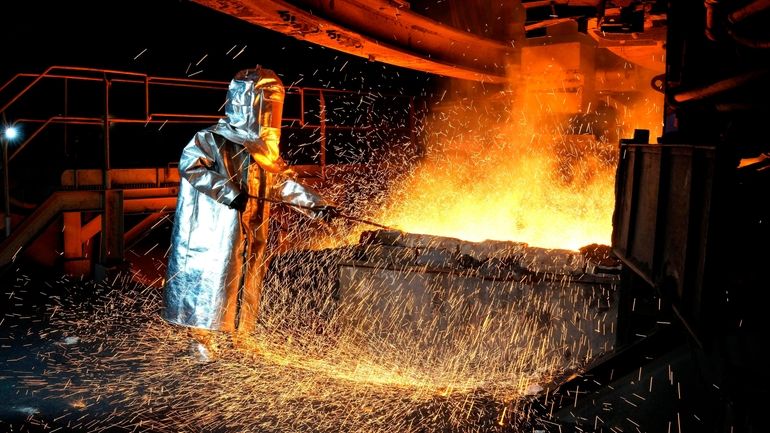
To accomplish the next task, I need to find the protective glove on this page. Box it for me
[228,193,248,212]
[313,205,340,223]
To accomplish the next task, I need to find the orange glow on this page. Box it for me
[377,55,663,251]
[379,142,614,251]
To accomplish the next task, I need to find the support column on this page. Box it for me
[99,189,124,266]
[62,211,91,276]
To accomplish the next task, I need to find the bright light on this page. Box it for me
[4,126,18,140]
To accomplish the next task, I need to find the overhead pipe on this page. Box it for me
[729,0,770,24]
[191,0,511,83]
[671,69,770,103]
[706,0,770,47]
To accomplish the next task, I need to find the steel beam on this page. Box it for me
[99,190,124,265]
[192,0,511,82]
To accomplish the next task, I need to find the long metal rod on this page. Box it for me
[672,69,769,103]
[247,194,396,231]
[729,0,770,24]
[103,78,111,190]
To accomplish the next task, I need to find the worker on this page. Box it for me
[163,67,336,362]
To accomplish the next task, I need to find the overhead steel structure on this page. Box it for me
[191,0,515,83]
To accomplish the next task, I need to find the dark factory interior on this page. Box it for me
[1,1,768,432]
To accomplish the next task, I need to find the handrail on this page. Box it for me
[0,65,417,179]
[1,65,414,112]
[1,73,229,93]
[8,117,58,162]
[0,73,27,94]
[0,66,150,114]
[0,65,418,245]
[8,115,228,162]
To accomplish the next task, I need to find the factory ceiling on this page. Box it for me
[191,0,516,83]
[191,0,666,82]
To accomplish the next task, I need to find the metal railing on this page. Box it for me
[0,66,417,236]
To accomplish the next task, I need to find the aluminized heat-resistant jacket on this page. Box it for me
[163,68,329,332]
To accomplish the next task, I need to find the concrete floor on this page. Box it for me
[0,278,724,433]
[0,230,736,433]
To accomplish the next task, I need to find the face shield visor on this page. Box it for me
[225,67,285,171]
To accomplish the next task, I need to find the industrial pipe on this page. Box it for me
[704,0,725,41]
[729,0,770,24]
[672,69,769,103]
[705,0,770,46]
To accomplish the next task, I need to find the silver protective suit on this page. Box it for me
[164,68,329,332]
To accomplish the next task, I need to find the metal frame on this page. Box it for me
[1,66,416,177]
[0,66,418,274]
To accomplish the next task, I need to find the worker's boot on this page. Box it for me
[188,328,220,363]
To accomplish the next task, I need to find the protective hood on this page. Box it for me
[216,67,286,172]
